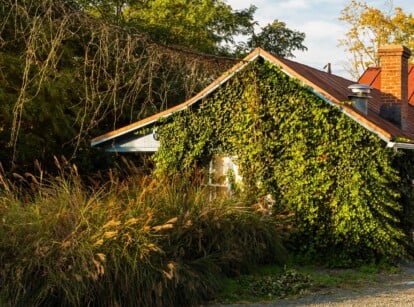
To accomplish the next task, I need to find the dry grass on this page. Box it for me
[0,161,286,306]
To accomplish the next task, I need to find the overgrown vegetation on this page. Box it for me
[0,161,286,306]
[155,59,414,265]
[0,0,306,172]
[1,0,414,305]
[0,0,238,170]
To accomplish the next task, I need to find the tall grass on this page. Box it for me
[0,163,286,306]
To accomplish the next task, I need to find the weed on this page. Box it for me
[219,267,312,303]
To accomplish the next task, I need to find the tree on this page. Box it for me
[78,0,129,24]
[245,20,307,58]
[0,0,235,171]
[76,0,307,57]
[339,0,414,79]
[78,0,257,54]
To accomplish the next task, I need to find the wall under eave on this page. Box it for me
[104,133,160,152]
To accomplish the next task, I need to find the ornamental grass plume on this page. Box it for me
[0,163,286,306]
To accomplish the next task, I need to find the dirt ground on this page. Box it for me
[215,262,414,307]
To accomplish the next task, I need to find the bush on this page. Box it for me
[0,167,286,306]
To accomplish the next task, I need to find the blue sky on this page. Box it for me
[226,0,413,80]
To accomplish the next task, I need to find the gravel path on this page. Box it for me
[214,263,414,307]
[277,280,414,306]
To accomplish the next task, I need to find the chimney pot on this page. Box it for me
[348,84,372,115]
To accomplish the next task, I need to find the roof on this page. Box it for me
[359,65,414,106]
[91,48,413,148]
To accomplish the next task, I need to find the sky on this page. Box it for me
[225,0,413,80]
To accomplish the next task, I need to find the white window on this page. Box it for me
[208,154,242,196]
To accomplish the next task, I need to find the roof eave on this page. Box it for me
[104,147,158,153]
[387,141,414,150]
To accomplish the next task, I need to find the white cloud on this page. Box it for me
[275,0,308,10]
[298,21,346,40]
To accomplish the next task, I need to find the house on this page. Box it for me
[91,45,414,190]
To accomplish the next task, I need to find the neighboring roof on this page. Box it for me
[91,48,413,148]
[359,65,414,106]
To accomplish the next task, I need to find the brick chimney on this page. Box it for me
[378,44,411,131]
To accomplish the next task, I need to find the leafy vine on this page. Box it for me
[155,59,414,263]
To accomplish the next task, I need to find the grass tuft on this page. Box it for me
[0,165,287,306]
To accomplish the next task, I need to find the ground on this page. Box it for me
[212,262,414,306]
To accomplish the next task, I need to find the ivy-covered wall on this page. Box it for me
[154,59,414,264]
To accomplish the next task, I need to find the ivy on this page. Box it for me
[154,59,414,264]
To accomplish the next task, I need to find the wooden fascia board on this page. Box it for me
[91,49,262,147]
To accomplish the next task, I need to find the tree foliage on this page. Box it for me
[129,0,257,54]
[245,20,307,58]
[0,0,236,170]
[339,0,414,79]
[154,59,412,264]
[77,0,306,57]
[78,0,257,54]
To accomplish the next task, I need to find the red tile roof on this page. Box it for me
[91,48,414,147]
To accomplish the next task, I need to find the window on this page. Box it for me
[208,155,241,196]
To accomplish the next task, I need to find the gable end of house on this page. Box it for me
[91,46,414,152]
